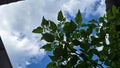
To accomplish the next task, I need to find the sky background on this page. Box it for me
[0,0,106,68]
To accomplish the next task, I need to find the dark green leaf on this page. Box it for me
[53,45,64,57]
[112,5,119,16]
[58,32,64,41]
[49,55,57,61]
[49,21,57,32]
[81,24,88,27]
[76,61,92,68]
[46,62,57,68]
[41,17,49,27]
[87,24,96,35]
[105,60,111,66]
[98,51,105,59]
[63,21,77,34]
[62,46,68,59]
[41,44,52,51]
[88,24,97,28]
[87,27,92,35]
[72,39,81,45]
[89,19,97,23]
[80,29,87,37]
[80,53,88,61]
[42,33,54,42]
[68,55,79,66]
[111,62,117,68]
[32,27,43,33]
[56,32,64,41]
[99,17,105,23]
[57,10,64,21]
[89,49,99,55]
[91,37,101,45]
[75,10,82,25]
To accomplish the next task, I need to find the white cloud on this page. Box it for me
[0,28,45,68]
[61,0,106,17]
[94,0,106,16]
[0,0,106,68]
[25,61,31,65]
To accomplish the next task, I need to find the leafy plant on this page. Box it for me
[33,6,120,68]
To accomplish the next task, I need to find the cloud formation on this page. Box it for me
[0,0,106,68]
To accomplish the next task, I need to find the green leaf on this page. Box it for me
[80,29,87,37]
[105,60,111,66]
[41,17,49,27]
[98,51,105,59]
[91,37,101,45]
[87,27,92,35]
[49,55,58,61]
[57,10,64,21]
[111,62,117,68]
[42,33,54,42]
[75,10,82,25]
[69,55,79,66]
[89,19,97,23]
[112,5,119,16]
[62,46,68,59]
[76,61,92,68]
[53,45,64,58]
[32,27,43,33]
[46,62,57,68]
[80,53,88,61]
[89,23,97,28]
[63,20,77,34]
[41,44,52,51]
[49,21,57,32]
[72,39,81,46]
[89,49,99,55]
[57,32,64,41]
[99,17,105,23]
[81,24,88,27]
[87,24,96,35]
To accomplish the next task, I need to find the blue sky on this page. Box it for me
[0,0,106,68]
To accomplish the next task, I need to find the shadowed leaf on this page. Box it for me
[58,10,64,21]
[32,27,43,33]
[75,10,82,25]
[42,33,54,42]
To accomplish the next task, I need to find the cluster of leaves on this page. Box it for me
[33,6,120,68]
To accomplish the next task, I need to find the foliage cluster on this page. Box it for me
[33,6,120,68]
